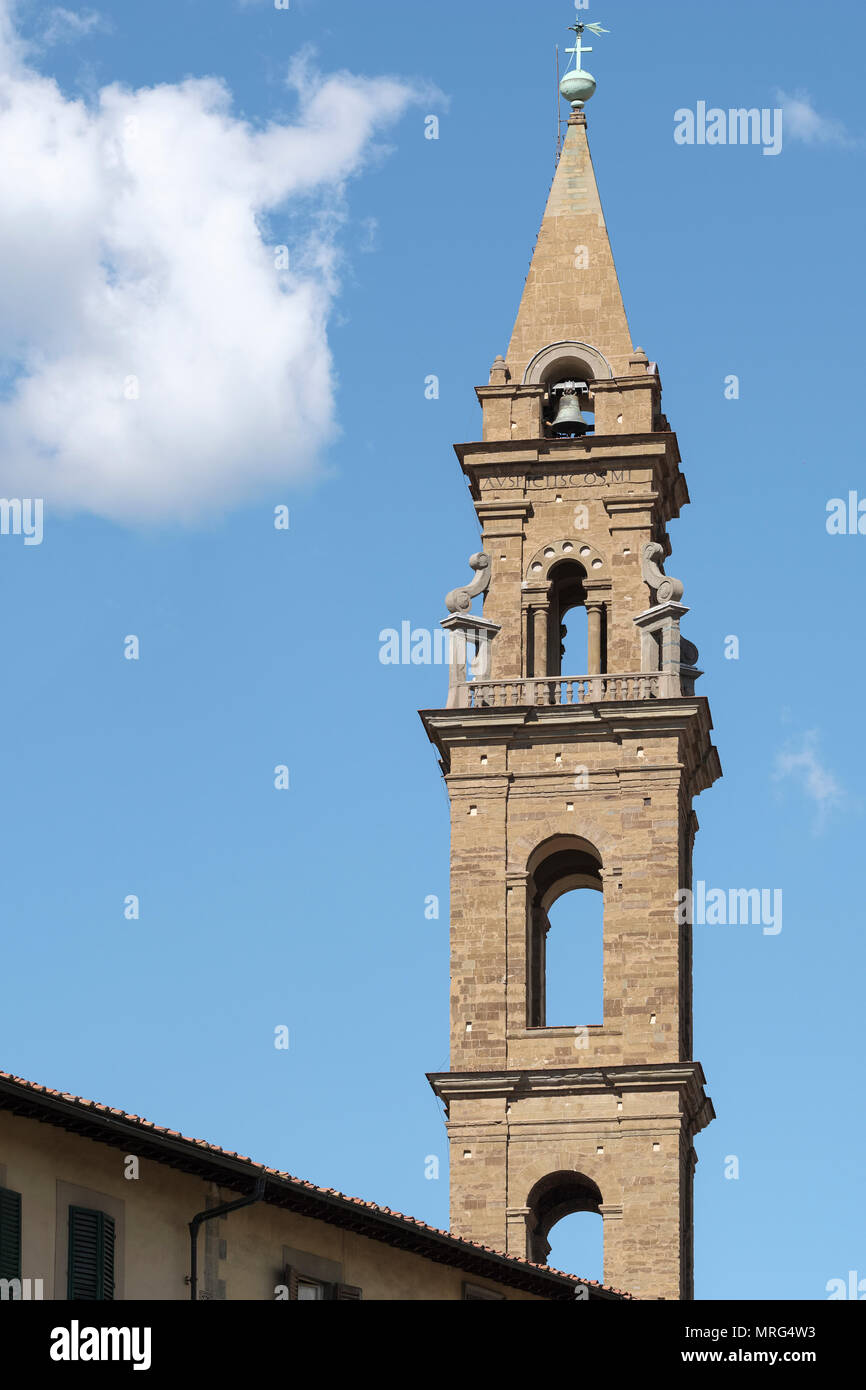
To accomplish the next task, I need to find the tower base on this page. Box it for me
[428,1062,714,1300]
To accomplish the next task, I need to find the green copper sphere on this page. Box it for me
[560,68,597,108]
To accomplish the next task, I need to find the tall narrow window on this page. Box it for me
[526,836,604,1029]
[545,887,604,1025]
[559,604,589,679]
[0,1187,22,1282]
[68,1206,115,1301]
[547,560,595,676]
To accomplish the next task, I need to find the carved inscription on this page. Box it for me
[479,470,629,491]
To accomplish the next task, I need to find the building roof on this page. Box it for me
[0,1069,630,1300]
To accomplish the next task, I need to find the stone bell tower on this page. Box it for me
[422,26,721,1301]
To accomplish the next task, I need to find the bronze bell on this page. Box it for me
[550,383,590,437]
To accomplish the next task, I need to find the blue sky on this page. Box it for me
[0,0,864,1299]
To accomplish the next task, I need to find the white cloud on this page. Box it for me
[0,1,418,523]
[41,8,105,47]
[776,89,854,148]
[773,732,845,832]
[0,0,22,67]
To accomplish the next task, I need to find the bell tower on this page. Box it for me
[422,22,721,1301]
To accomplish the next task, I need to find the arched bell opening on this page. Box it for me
[545,380,595,437]
[525,344,611,442]
[525,1171,604,1269]
[523,543,610,681]
[538,352,604,439]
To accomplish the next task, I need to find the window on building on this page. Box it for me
[463,1282,506,1300]
[282,1263,362,1301]
[547,560,593,677]
[526,836,604,1029]
[545,887,604,1025]
[0,1187,22,1282]
[67,1206,115,1301]
[297,1278,325,1300]
[558,603,589,679]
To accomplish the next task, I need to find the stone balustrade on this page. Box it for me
[459,673,663,709]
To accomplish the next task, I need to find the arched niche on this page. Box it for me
[523,341,614,387]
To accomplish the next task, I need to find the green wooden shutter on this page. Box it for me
[334,1284,362,1301]
[67,1207,116,1301]
[102,1213,116,1300]
[0,1187,22,1281]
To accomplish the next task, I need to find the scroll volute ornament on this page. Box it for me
[641,542,684,605]
[445,553,492,615]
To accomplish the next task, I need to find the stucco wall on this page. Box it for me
[0,1109,543,1301]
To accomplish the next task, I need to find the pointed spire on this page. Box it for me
[506,112,634,383]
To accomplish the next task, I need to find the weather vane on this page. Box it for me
[565,20,609,73]
[560,16,609,111]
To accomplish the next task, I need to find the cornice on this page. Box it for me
[419,699,721,795]
[427,1063,715,1134]
[420,697,717,744]
[453,434,680,468]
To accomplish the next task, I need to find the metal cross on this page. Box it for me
[566,24,592,71]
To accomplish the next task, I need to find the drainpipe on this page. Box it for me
[188,1177,266,1301]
